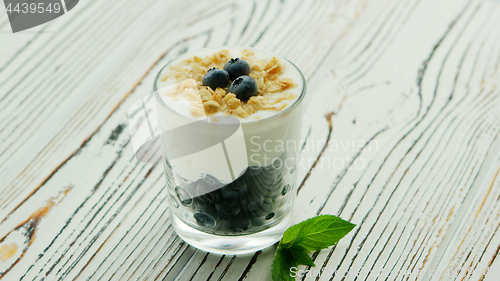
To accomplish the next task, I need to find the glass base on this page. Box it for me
[170,212,293,255]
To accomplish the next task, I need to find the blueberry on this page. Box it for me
[247,201,259,211]
[281,184,290,196]
[229,76,258,101]
[198,193,216,205]
[202,68,229,90]
[226,216,250,233]
[221,186,238,199]
[175,186,192,206]
[194,202,218,219]
[221,184,247,199]
[215,202,240,219]
[224,58,250,80]
[244,195,263,212]
[265,212,275,220]
[193,213,216,227]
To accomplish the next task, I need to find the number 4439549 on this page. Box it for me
[5,2,62,14]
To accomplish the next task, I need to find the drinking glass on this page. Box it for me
[153,47,306,254]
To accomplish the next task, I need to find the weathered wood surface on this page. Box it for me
[1,0,500,280]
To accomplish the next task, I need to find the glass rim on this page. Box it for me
[153,46,307,124]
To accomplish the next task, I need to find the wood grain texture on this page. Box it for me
[1,0,500,280]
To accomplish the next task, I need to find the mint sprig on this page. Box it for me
[271,215,356,281]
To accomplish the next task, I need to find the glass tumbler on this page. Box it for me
[153,47,306,254]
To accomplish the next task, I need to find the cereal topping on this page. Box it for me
[161,49,297,118]
[203,101,220,114]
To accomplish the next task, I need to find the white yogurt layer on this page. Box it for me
[154,47,305,168]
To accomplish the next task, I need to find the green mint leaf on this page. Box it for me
[272,246,296,281]
[284,245,315,267]
[280,221,305,245]
[272,215,356,281]
[281,215,355,251]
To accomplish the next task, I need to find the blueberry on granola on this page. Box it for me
[224,58,250,80]
[202,68,230,90]
[229,75,258,101]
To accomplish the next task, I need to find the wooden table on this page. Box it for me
[1,0,500,280]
